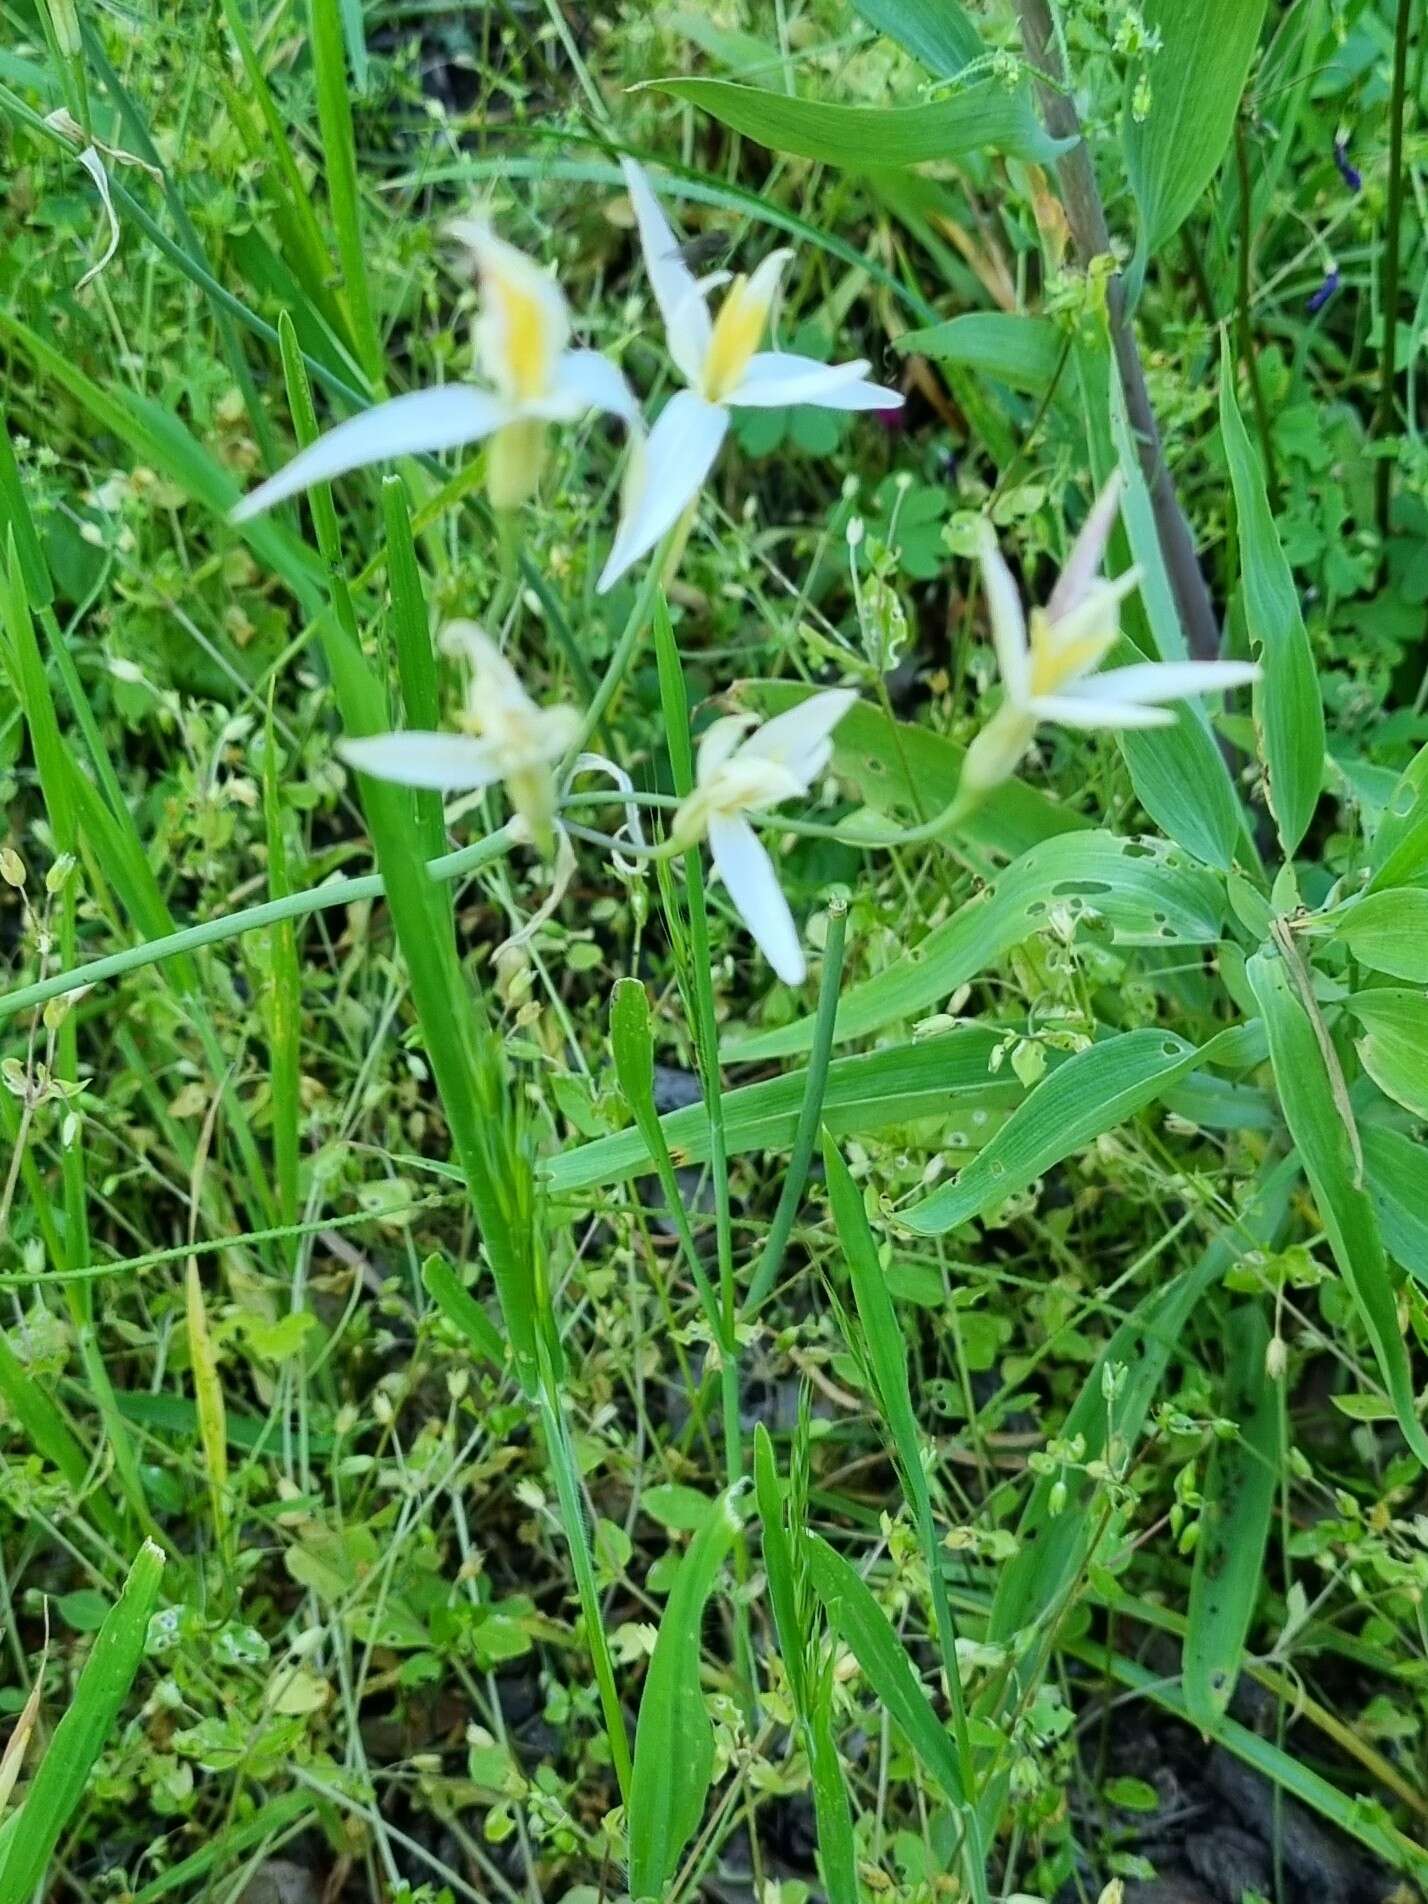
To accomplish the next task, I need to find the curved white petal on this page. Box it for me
[1026,695,1176,731]
[1073,659,1261,705]
[1047,473,1123,623]
[339,731,505,790]
[231,387,509,522]
[697,714,755,785]
[542,347,641,426]
[622,159,711,386]
[740,689,857,785]
[707,811,805,985]
[726,352,903,411]
[597,390,729,593]
[975,521,1030,703]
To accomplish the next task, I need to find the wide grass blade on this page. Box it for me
[0,1541,164,1904]
[1247,943,1428,1464]
[1220,344,1324,856]
[628,1487,744,1902]
[1184,1304,1281,1730]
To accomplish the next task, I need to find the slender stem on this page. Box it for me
[536,1383,633,1801]
[1013,0,1223,662]
[1374,0,1414,538]
[568,538,675,761]
[0,829,519,1028]
[745,899,848,1313]
[1234,121,1282,512]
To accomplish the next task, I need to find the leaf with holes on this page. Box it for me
[900,1027,1238,1234]
[725,833,1225,1064]
[545,1027,1019,1195]
[1185,1305,1280,1731]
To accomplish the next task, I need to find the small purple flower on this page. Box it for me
[1306,268,1341,315]
[1333,138,1362,194]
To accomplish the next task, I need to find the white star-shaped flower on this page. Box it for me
[232,224,637,522]
[597,162,903,592]
[962,475,1260,794]
[339,621,580,852]
[672,690,857,984]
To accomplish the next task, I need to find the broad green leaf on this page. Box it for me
[1326,889,1428,982]
[900,1027,1237,1234]
[1124,0,1269,274]
[648,75,1072,170]
[628,1489,743,1902]
[1246,947,1428,1465]
[0,1542,165,1901]
[1184,1306,1280,1731]
[726,832,1227,1063]
[852,0,982,76]
[1220,348,1324,856]
[1368,742,1428,887]
[1346,990,1428,1119]
[745,680,1089,863]
[895,314,1065,395]
[1362,1124,1428,1288]
[988,1156,1296,1645]
[546,1027,1019,1195]
[805,1534,966,1807]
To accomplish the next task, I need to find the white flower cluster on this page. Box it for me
[232,166,1256,986]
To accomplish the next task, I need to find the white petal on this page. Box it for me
[596,390,729,593]
[739,689,858,786]
[542,347,641,426]
[1047,472,1123,623]
[339,731,504,790]
[231,387,509,522]
[707,812,805,985]
[975,520,1030,703]
[621,159,711,386]
[726,352,903,411]
[1072,659,1261,705]
[697,714,756,785]
[1026,695,1177,730]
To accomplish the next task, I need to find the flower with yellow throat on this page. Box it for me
[961,476,1260,795]
[597,161,903,592]
[232,223,637,523]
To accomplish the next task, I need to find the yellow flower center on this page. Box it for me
[1026,606,1117,698]
[701,275,769,403]
[489,273,554,402]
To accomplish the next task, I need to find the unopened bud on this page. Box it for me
[0,848,26,889]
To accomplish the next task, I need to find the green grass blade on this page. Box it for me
[628,1487,743,1902]
[307,0,385,386]
[1247,944,1428,1463]
[0,1541,164,1904]
[1184,1304,1281,1730]
[805,1532,966,1809]
[380,475,445,859]
[901,1026,1238,1234]
[1220,342,1325,856]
